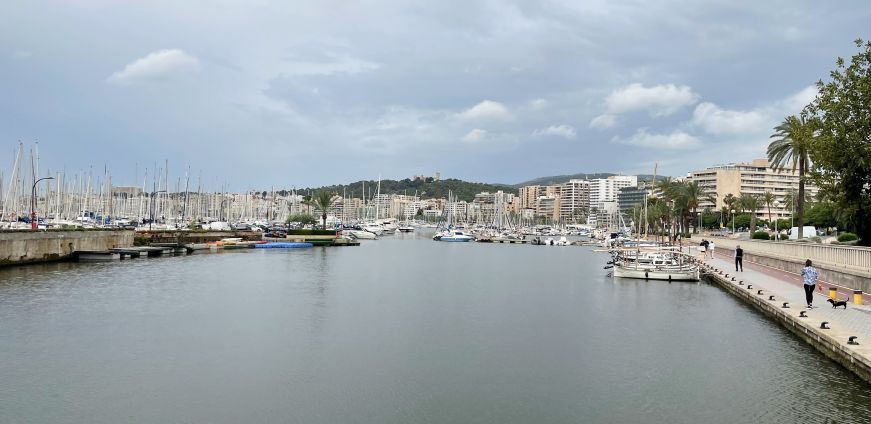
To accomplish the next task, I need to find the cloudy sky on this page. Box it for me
[1,1,868,189]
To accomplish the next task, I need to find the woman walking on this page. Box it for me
[801,259,819,309]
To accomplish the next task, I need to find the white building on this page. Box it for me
[589,176,638,211]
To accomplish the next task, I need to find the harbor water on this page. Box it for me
[1,233,870,423]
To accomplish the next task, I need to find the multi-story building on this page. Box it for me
[559,179,590,223]
[589,176,638,211]
[617,186,651,214]
[535,195,561,222]
[689,158,818,219]
[517,185,542,210]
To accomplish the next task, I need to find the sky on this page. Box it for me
[1,0,869,189]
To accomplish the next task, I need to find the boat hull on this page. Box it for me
[612,266,699,281]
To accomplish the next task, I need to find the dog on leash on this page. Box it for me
[827,298,848,309]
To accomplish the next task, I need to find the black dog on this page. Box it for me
[827,298,848,309]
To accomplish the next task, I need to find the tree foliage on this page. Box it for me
[806,39,871,245]
[768,115,814,238]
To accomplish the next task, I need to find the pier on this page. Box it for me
[700,254,871,383]
[0,230,134,266]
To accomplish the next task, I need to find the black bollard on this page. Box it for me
[848,336,859,345]
[799,311,807,318]
[782,302,790,308]
[820,322,830,329]
[757,290,764,295]
[768,295,775,300]
[747,285,753,289]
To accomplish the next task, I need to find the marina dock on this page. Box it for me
[700,254,871,383]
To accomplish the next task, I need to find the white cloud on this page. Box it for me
[533,124,576,139]
[780,85,817,112]
[691,102,768,135]
[691,85,817,135]
[613,129,701,149]
[456,100,512,121]
[604,83,699,117]
[281,52,380,76]
[107,49,200,84]
[462,128,488,143]
[530,98,548,110]
[589,114,616,129]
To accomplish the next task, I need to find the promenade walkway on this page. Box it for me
[696,252,871,380]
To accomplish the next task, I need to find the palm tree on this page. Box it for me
[740,193,761,233]
[769,115,814,238]
[783,189,797,228]
[311,191,337,229]
[684,181,703,233]
[762,191,776,230]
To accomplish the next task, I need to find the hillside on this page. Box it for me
[295,178,517,202]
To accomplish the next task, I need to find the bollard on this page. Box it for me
[829,287,838,300]
[855,290,863,305]
[782,302,790,308]
[820,322,830,329]
[848,336,859,345]
[732,277,736,281]
[757,290,764,295]
[768,295,775,300]
[747,285,753,290]
[738,281,744,285]
[799,311,807,318]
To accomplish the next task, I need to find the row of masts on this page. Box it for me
[1,142,416,227]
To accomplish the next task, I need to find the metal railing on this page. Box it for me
[691,236,871,275]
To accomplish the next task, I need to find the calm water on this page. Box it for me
[1,233,870,423]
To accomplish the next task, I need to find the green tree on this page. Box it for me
[311,191,337,229]
[739,193,760,233]
[806,39,871,245]
[286,214,317,226]
[769,115,814,238]
[761,191,776,228]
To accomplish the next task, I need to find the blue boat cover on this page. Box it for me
[255,242,314,249]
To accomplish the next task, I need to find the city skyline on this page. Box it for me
[3,1,869,187]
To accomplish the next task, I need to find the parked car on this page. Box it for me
[788,226,818,240]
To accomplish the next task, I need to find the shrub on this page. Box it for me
[838,232,859,242]
[751,231,770,240]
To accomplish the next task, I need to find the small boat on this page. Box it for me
[433,230,474,242]
[345,230,377,239]
[399,226,414,232]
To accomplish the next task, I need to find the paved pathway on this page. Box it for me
[698,252,871,358]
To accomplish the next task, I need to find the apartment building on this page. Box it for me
[689,158,817,219]
[559,179,590,223]
[589,176,638,210]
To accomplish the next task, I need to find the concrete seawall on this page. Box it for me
[0,231,134,266]
[703,268,871,384]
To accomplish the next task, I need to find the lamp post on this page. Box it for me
[773,201,781,241]
[31,176,55,230]
[731,209,735,234]
[149,190,167,231]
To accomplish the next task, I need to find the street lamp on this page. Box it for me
[31,176,55,230]
[731,209,735,234]
[773,201,781,241]
[149,190,167,231]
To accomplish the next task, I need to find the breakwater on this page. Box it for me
[701,263,871,384]
[0,230,134,266]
